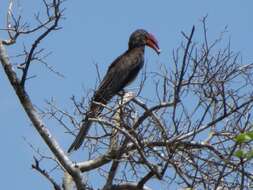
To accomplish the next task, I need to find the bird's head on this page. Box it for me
[128,29,161,55]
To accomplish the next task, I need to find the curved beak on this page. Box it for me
[147,33,161,55]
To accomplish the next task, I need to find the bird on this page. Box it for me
[68,29,160,152]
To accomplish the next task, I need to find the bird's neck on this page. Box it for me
[128,46,145,54]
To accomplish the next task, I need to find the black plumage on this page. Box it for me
[68,29,160,152]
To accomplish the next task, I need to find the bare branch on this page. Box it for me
[0,41,85,190]
[32,157,62,190]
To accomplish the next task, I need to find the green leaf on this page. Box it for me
[234,150,245,158]
[234,132,253,144]
[246,131,253,139]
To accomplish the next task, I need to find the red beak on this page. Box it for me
[147,33,161,55]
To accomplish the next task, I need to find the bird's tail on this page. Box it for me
[67,117,92,153]
[67,101,104,153]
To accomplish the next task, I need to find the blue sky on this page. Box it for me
[0,0,253,189]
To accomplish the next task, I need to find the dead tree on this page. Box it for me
[1,1,253,190]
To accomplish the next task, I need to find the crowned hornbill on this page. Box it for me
[68,29,160,152]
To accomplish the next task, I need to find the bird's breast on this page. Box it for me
[124,58,144,87]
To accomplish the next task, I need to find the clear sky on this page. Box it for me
[0,0,253,189]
